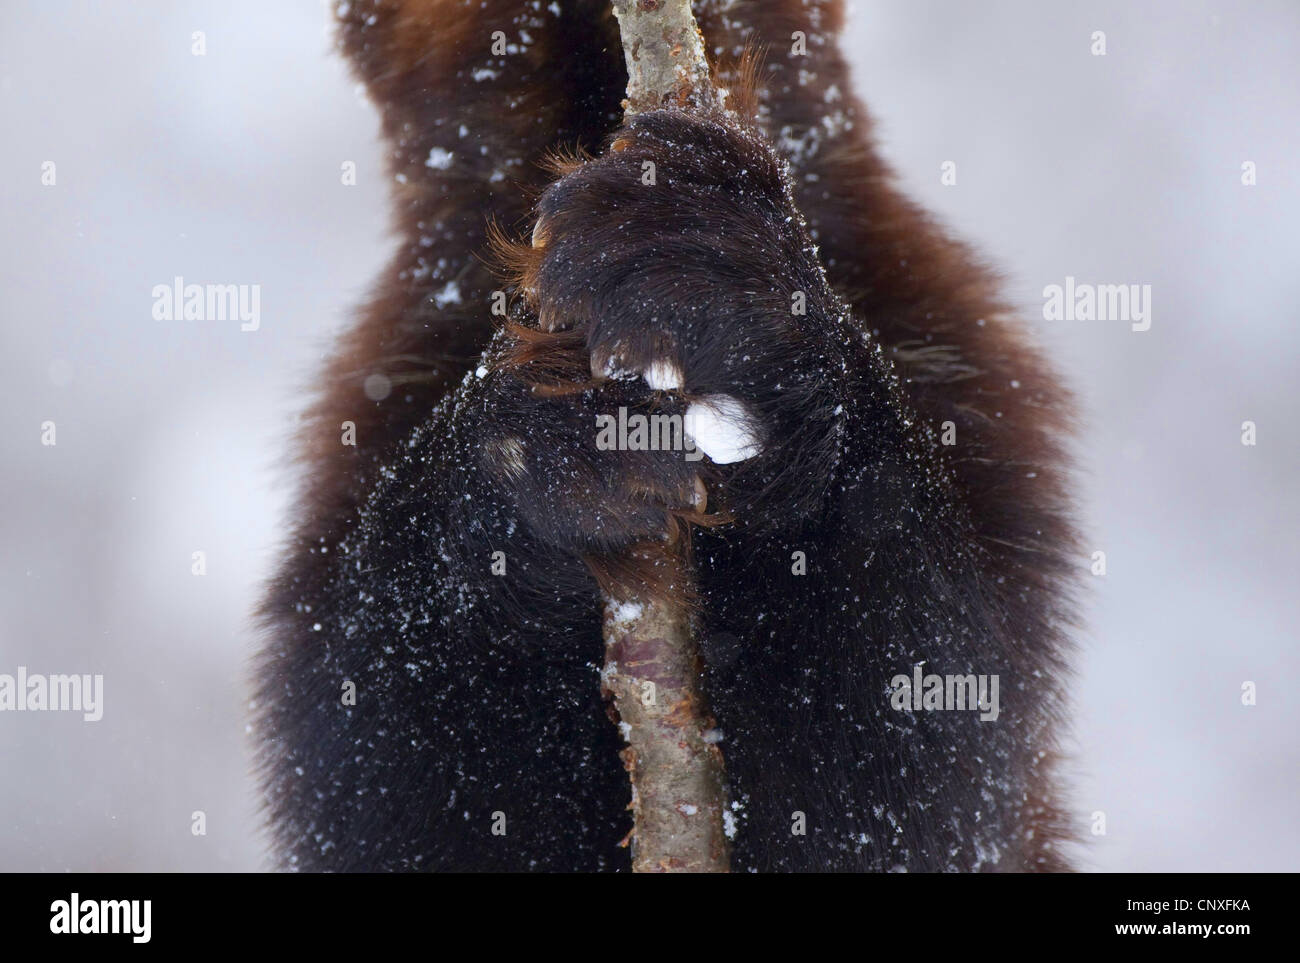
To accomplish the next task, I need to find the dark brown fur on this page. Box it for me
[256,0,1078,871]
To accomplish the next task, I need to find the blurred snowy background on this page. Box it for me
[0,0,1296,871]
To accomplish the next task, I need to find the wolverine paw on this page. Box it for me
[472,366,715,557]
[517,111,855,519]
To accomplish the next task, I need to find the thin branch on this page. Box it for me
[599,0,730,873]
[601,546,729,872]
[610,0,721,114]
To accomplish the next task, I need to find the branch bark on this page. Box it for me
[610,0,721,114]
[601,548,728,872]
[600,0,729,872]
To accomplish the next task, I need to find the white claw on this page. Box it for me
[643,360,684,392]
[684,395,763,464]
[692,476,707,510]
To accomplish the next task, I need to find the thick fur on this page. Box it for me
[255,0,1078,871]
